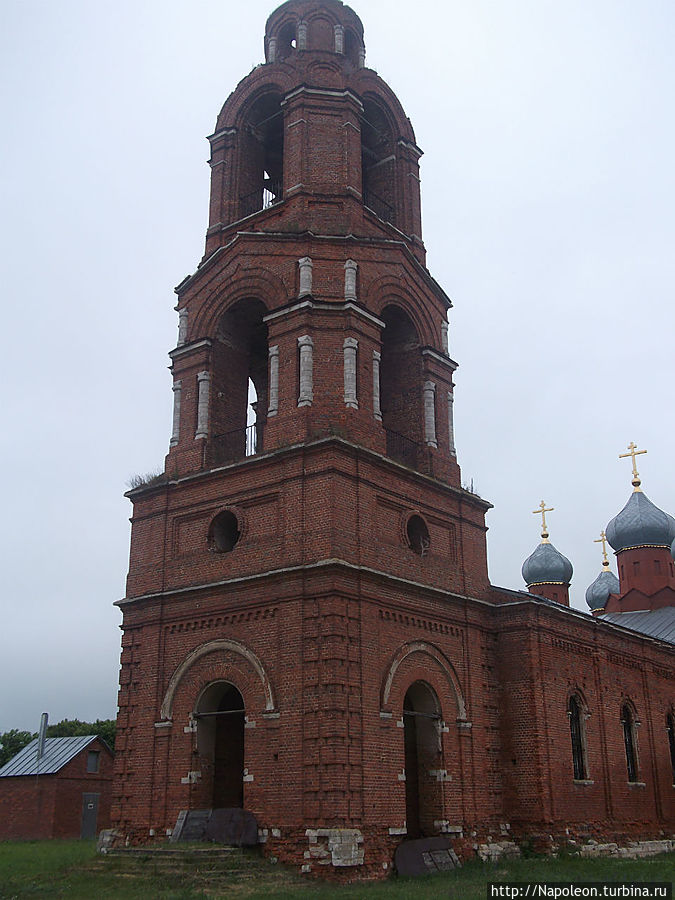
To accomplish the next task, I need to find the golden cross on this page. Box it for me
[594,530,610,568]
[618,441,647,491]
[532,500,554,541]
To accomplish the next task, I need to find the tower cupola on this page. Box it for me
[265,0,365,66]
[606,442,675,552]
[600,443,675,612]
[585,531,620,613]
[521,501,573,606]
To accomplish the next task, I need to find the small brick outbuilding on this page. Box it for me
[0,735,113,840]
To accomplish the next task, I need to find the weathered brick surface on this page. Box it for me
[112,0,675,879]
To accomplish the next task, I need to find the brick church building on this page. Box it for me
[111,0,675,876]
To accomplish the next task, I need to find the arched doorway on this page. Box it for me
[403,681,442,838]
[196,682,245,808]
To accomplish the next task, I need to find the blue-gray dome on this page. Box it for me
[672,536,675,561]
[585,568,620,611]
[605,491,675,552]
[522,541,573,587]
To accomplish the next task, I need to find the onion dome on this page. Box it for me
[607,442,675,551]
[606,491,675,552]
[585,569,620,611]
[522,500,573,587]
[585,531,619,611]
[522,541,574,587]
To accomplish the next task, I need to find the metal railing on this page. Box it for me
[384,428,421,469]
[239,179,283,219]
[211,424,262,465]
[363,189,395,225]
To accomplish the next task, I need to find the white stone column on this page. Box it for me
[298,257,313,298]
[372,350,382,421]
[441,320,449,356]
[334,24,344,54]
[298,335,313,407]
[268,36,277,63]
[170,380,182,447]
[195,371,210,439]
[423,380,438,448]
[447,391,457,457]
[344,259,357,301]
[343,338,358,409]
[358,47,366,68]
[268,345,279,417]
[177,308,188,346]
[297,21,307,50]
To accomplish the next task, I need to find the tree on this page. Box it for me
[0,729,36,767]
[46,718,116,749]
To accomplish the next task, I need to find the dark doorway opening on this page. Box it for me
[403,681,442,839]
[197,682,245,809]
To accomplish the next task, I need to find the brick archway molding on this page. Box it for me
[381,640,468,722]
[159,639,276,720]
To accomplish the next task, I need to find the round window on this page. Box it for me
[209,510,241,553]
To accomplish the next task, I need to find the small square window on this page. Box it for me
[87,750,100,774]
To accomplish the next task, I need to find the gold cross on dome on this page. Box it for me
[619,441,647,491]
[594,530,610,569]
[533,500,554,542]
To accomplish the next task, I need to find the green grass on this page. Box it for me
[0,841,673,899]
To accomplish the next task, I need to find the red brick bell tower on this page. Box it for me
[112,0,495,876]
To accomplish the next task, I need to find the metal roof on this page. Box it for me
[0,735,99,777]
[599,606,675,645]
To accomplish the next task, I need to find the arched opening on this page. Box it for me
[380,305,423,468]
[407,514,430,556]
[238,92,284,219]
[568,694,588,780]
[621,704,638,783]
[344,28,361,68]
[210,298,268,465]
[403,681,442,839]
[667,713,675,784]
[276,21,297,60]
[361,98,395,224]
[196,682,245,809]
[209,510,240,553]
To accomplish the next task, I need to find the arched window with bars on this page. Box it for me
[667,712,675,785]
[621,703,639,783]
[568,694,588,781]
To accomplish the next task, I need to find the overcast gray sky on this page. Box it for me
[2,0,674,734]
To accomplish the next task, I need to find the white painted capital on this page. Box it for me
[268,345,279,417]
[447,391,456,457]
[423,380,438,448]
[372,350,382,421]
[170,380,182,447]
[441,320,449,357]
[298,335,314,407]
[343,337,358,409]
[298,256,313,298]
[344,259,358,302]
[177,308,188,346]
[195,371,210,440]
